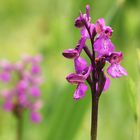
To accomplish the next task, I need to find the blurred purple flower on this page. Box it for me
[0,71,11,82]
[30,111,42,123]
[0,55,43,123]
[29,86,40,97]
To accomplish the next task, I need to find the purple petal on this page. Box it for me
[0,71,11,82]
[105,26,113,37]
[80,27,89,38]
[32,64,41,74]
[107,64,128,78]
[32,55,42,63]
[95,18,105,34]
[17,80,29,91]
[30,112,42,123]
[23,54,42,63]
[62,49,79,59]
[83,65,92,79]
[75,17,84,28]
[18,91,28,107]
[74,57,88,74]
[1,89,11,99]
[86,5,90,19]
[31,76,43,85]
[95,18,113,37]
[73,83,88,100]
[94,35,115,55]
[66,73,85,84]
[0,60,12,71]
[31,100,43,111]
[80,24,95,39]
[3,101,13,111]
[14,62,24,71]
[29,86,40,97]
[76,37,86,53]
[75,5,90,28]
[103,77,110,91]
[90,23,95,36]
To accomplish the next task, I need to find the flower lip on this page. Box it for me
[73,83,88,100]
[62,49,79,59]
[66,64,92,84]
[107,63,128,78]
[66,73,85,84]
[95,18,105,34]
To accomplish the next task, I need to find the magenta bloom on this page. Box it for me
[106,52,128,78]
[66,57,92,100]
[74,83,88,100]
[62,5,127,100]
[62,5,128,140]
[94,35,115,56]
[75,5,91,28]
[0,55,43,123]
[107,64,127,78]
[94,18,115,55]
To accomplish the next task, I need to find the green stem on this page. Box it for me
[17,114,23,140]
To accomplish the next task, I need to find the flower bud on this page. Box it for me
[62,49,79,59]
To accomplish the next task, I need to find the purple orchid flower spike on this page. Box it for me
[62,4,127,140]
[63,4,127,97]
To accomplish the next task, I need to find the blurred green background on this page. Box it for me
[0,0,140,140]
